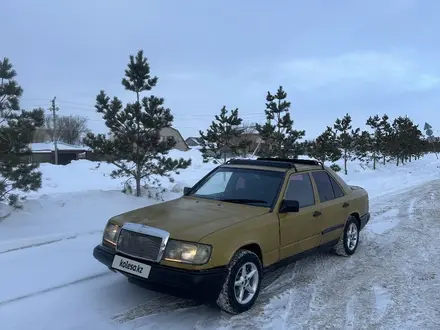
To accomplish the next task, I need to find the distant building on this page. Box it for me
[159,127,189,151]
[185,136,202,147]
[107,126,189,152]
[30,142,90,165]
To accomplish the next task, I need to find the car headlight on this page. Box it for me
[163,240,212,265]
[103,222,120,246]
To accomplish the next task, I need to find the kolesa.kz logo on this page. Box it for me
[119,259,143,273]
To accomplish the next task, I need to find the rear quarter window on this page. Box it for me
[311,171,335,203]
[328,174,345,198]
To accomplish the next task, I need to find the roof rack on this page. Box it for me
[225,158,297,170]
[256,157,325,169]
[224,157,325,171]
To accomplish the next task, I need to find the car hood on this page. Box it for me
[111,196,270,242]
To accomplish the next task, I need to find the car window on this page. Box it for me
[311,171,335,203]
[284,173,315,208]
[195,171,233,195]
[190,168,284,208]
[328,174,345,198]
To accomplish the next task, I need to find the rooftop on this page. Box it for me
[31,142,90,152]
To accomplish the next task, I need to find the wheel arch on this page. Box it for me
[231,243,263,265]
[348,212,361,228]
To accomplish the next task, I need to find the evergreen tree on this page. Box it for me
[366,114,390,169]
[308,126,342,164]
[379,115,393,165]
[83,50,191,198]
[390,116,423,165]
[255,86,305,158]
[0,57,44,207]
[333,113,359,175]
[199,106,249,164]
[354,130,373,164]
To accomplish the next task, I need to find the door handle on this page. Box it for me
[313,211,322,217]
[342,202,350,208]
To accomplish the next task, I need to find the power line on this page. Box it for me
[23,98,269,117]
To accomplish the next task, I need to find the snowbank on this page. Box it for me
[330,153,440,198]
[32,148,216,197]
[32,149,440,200]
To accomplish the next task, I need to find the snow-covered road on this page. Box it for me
[1,181,440,330]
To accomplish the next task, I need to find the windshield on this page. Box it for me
[187,167,285,208]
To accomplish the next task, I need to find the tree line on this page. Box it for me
[0,51,437,207]
[198,86,433,176]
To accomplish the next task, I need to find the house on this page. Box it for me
[106,126,189,152]
[185,136,202,147]
[30,142,90,165]
[159,127,189,151]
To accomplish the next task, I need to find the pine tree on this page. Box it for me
[366,114,390,169]
[380,115,393,165]
[0,58,44,207]
[333,113,359,175]
[390,116,423,165]
[354,130,373,164]
[255,86,305,158]
[308,126,342,164]
[83,50,191,198]
[199,106,249,164]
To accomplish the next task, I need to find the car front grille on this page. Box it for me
[117,228,163,262]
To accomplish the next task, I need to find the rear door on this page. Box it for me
[310,170,351,245]
[278,172,323,259]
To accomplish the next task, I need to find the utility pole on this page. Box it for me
[50,97,59,165]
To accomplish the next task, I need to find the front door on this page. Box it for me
[278,172,323,260]
[310,170,351,245]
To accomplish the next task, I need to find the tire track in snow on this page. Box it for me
[0,230,103,255]
[0,272,111,307]
[111,294,203,324]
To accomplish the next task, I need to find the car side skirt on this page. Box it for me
[263,239,339,274]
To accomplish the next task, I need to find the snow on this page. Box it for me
[1,150,440,329]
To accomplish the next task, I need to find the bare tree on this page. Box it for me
[45,114,90,145]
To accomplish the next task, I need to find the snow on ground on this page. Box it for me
[24,150,440,199]
[0,150,440,329]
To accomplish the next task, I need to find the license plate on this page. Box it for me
[112,255,151,279]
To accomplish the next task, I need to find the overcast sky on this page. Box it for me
[2,0,440,139]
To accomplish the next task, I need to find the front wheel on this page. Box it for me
[216,249,262,314]
[333,216,360,256]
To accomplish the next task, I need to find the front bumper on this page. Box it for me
[359,212,370,230]
[93,244,227,301]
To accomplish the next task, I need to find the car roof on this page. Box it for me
[221,158,325,173]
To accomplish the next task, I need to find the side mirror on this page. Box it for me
[183,187,191,195]
[279,200,300,213]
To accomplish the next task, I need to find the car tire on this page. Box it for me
[216,249,262,314]
[333,216,360,257]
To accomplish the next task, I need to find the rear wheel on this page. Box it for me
[216,249,262,314]
[334,216,360,256]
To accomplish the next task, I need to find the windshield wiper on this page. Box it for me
[219,198,268,205]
